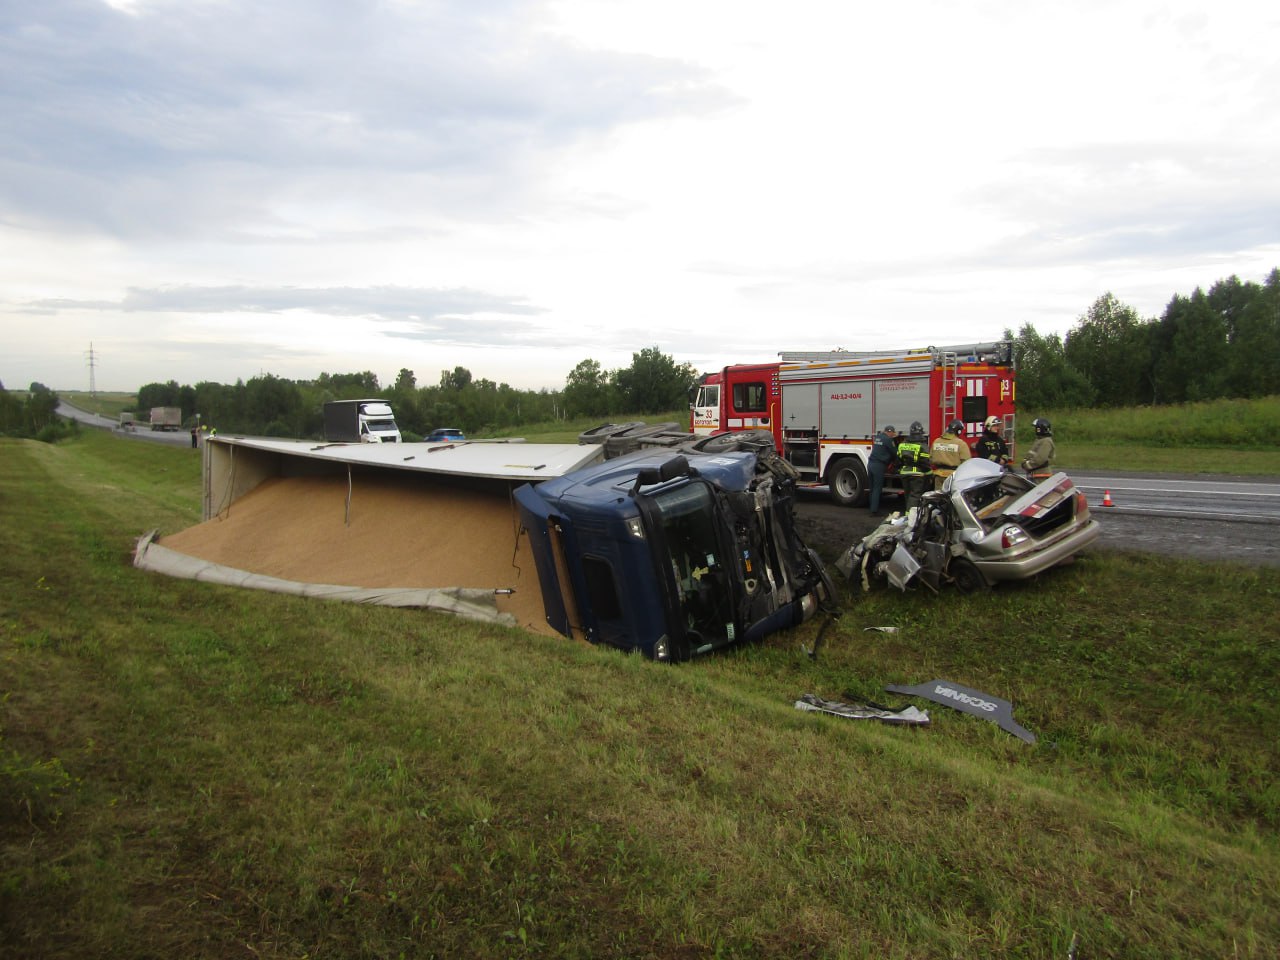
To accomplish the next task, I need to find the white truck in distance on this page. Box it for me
[322,399,403,443]
[149,406,182,431]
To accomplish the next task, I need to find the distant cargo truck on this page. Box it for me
[149,407,182,431]
[118,412,137,431]
[323,399,402,444]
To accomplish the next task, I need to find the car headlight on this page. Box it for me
[1002,526,1030,548]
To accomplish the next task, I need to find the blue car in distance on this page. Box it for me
[426,428,466,443]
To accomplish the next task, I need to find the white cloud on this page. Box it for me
[1,0,1277,393]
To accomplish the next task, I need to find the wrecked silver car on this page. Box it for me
[837,458,1101,592]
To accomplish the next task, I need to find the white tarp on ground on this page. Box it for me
[134,531,518,627]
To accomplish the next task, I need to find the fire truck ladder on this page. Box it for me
[939,350,959,425]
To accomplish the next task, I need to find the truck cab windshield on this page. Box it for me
[650,482,735,649]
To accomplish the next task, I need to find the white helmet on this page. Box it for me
[984,415,1001,431]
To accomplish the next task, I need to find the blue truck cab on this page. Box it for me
[514,447,832,661]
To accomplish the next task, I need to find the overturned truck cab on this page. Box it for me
[515,446,833,661]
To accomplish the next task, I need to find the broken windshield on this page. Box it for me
[651,482,735,649]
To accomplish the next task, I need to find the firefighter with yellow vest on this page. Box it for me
[930,418,971,490]
[895,421,931,509]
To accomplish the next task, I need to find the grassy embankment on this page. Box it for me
[2,417,1278,957]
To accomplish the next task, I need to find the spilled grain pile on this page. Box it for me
[159,472,553,635]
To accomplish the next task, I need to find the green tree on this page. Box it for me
[611,347,697,414]
[1155,289,1229,403]
[1009,324,1093,411]
[316,371,381,396]
[1064,293,1152,406]
[0,381,25,435]
[137,380,182,411]
[440,366,472,392]
[563,359,611,417]
[1227,268,1280,397]
[25,382,61,435]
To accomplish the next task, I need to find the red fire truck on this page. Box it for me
[689,341,1017,506]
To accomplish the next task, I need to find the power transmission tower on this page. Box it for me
[85,342,98,396]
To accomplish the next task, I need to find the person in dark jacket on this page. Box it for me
[974,415,1010,465]
[868,425,897,515]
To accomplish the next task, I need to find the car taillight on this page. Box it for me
[1002,526,1030,548]
[1076,490,1088,511]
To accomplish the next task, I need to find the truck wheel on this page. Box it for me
[827,457,868,507]
[603,422,682,458]
[949,557,991,593]
[578,421,645,445]
[690,428,774,454]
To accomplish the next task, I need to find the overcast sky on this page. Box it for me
[3,0,1277,393]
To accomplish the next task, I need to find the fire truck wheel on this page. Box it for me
[827,457,869,507]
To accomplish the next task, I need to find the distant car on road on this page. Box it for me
[425,428,466,443]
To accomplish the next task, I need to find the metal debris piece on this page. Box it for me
[794,693,930,725]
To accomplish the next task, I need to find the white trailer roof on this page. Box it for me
[206,435,605,481]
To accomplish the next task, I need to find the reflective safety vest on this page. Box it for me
[897,441,929,475]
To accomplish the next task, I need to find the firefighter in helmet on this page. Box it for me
[930,418,971,490]
[1021,418,1056,479]
[974,415,1011,466]
[895,421,931,509]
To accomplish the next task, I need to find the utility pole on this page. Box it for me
[85,342,98,396]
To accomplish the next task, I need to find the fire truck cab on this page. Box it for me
[690,342,1017,507]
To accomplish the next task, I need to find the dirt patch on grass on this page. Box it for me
[159,472,554,635]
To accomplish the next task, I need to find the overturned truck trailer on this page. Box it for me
[143,431,831,661]
[516,440,834,661]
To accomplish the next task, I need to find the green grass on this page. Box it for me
[58,391,139,419]
[2,429,1278,958]
[1045,395,1280,475]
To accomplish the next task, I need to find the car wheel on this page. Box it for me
[827,457,868,507]
[949,557,991,593]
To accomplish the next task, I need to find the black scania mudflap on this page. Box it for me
[885,679,1036,743]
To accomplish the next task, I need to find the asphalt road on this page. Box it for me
[58,401,195,447]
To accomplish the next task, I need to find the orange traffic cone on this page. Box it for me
[1101,489,1115,507]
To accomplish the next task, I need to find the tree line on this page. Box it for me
[0,382,78,441]
[5,268,1275,442]
[132,346,698,440]
[1010,268,1280,411]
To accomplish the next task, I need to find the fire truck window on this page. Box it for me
[581,556,622,620]
[733,381,767,413]
[962,396,988,424]
[699,384,719,407]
